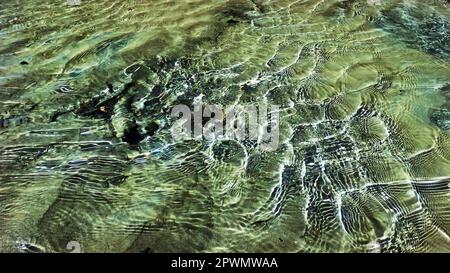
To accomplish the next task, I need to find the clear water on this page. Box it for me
[0,0,449,252]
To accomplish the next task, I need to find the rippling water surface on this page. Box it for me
[1,0,450,252]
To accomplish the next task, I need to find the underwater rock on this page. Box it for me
[375,3,450,59]
[122,123,145,145]
[430,109,450,131]
[430,84,450,131]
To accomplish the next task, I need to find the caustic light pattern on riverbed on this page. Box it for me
[0,0,450,252]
